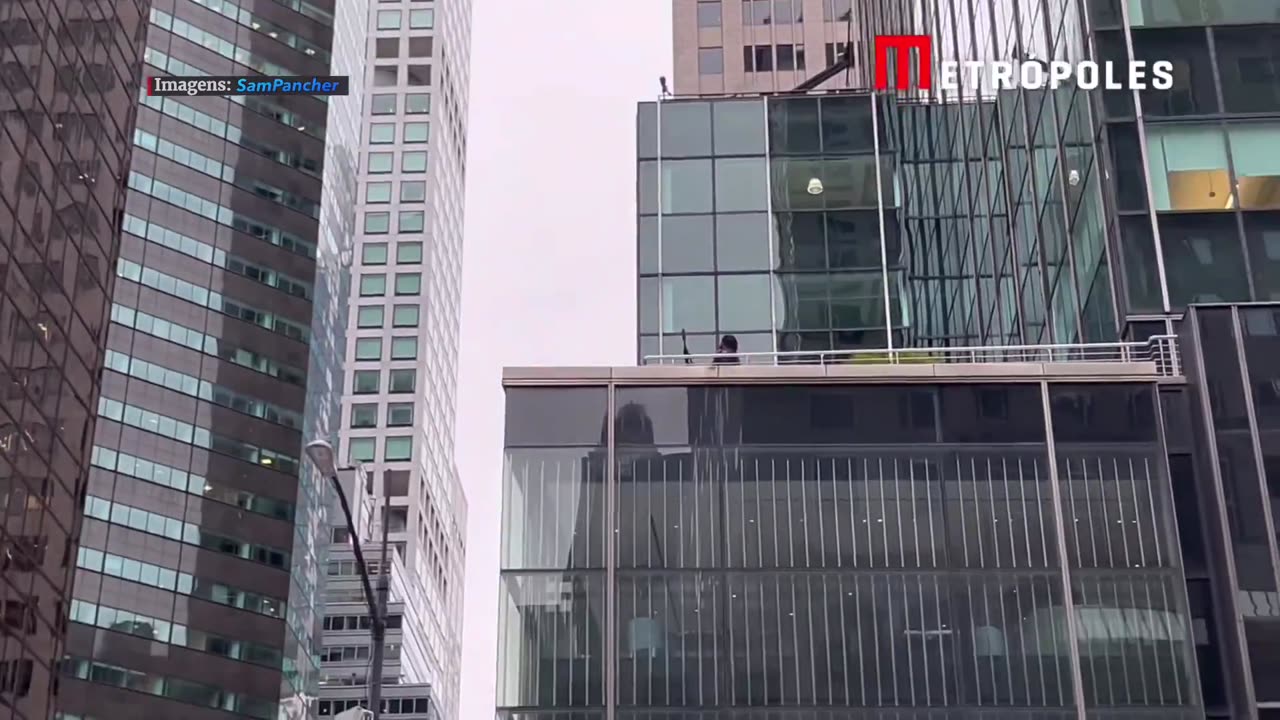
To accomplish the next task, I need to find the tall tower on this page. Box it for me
[326,0,472,715]
[52,0,362,716]
[0,0,150,717]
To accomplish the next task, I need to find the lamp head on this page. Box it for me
[806,177,824,195]
[305,440,337,478]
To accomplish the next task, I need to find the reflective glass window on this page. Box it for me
[1145,124,1229,212]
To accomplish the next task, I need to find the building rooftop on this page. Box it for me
[504,337,1182,385]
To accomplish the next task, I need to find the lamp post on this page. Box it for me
[306,440,390,720]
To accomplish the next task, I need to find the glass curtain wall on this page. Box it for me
[498,380,1200,718]
[637,94,903,361]
[864,0,1116,348]
[1086,1,1280,324]
[1181,304,1280,711]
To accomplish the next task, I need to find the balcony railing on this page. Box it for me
[643,335,1182,377]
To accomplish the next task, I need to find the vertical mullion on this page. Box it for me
[880,457,890,568]
[1097,457,1114,568]
[987,458,1001,569]
[1114,457,1132,568]
[1003,458,1018,569]
[1142,457,1164,567]
[972,457,986,568]
[957,456,971,567]
[1128,457,1148,567]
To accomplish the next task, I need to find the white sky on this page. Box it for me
[456,1,672,717]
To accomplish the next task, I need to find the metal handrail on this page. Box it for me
[643,335,1182,377]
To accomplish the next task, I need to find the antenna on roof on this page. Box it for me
[659,76,671,97]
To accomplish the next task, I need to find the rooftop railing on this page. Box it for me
[643,335,1182,378]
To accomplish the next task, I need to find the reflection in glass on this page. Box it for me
[715,213,773,271]
[660,159,713,214]
[496,573,604,708]
[658,101,712,158]
[714,157,768,212]
[717,274,773,332]
[1244,214,1280,301]
[1133,28,1217,117]
[1215,27,1280,114]
[1073,574,1197,707]
[1159,213,1248,305]
[502,448,605,570]
[712,99,766,155]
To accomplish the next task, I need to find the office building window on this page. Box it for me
[355,338,382,360]
[385,437,412,461]
[349,438,375,463]
[699,47,724,75]
[376,38,398,58]
[776,44,805,71]
[389,369,416,393]
[370,123,395,143]
[367,152,393,173]
[377,10,400,29]
[1145,124,1229,212]
[744,45,774,72]
[366,182,392,203]
[391,337,418,360]
[1227,122,1280,210]
[374,66,399,87]
[365,212,390,234]
[408,37,433,57]
[387,403,414,426]
[405,93,431,113]
[400,181,426,202]
[407,65,431,86]
[357,306,384,328]
[399,211,425,232]
[743,0,771,24]
[351,405,378,428]
[353,371,380,394]
[409,8,433,27]
[371,94,397,114]
[360,275,387,296]
[697,1,721,27]
[393,305,420,327]
[825,42,848,66]
[362,243,388,265]
[395,273,422,295]
[397,243,423,263]
[405,122,430,142]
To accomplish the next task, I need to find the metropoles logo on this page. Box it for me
[873,35,1174,92]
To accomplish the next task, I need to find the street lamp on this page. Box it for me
[306,440,389,720]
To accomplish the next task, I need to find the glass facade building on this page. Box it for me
[0,0,150,716]
[497,366,1203,719]
[49,0,359,716]
[639,2,1280,717]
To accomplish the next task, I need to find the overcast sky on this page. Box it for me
[455,1,672,716]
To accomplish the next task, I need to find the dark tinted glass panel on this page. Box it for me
[827,211,890,269]
[656,215,715,272]
[505,387,609,446]
[940,385,1045,443]
[1168,455,1207,574]
[1049,384,1158,444]
[1160,388,1193,451]
[637,103,657,160]
[1095,31,1134,117]
[658,101,712,157]
[1240,307,1280,430]
[1246,619,1280,702]
[775,212,826,269]
[1185,580,1227,710]
[768,97,821,154]
[1244,212,1280,301]
[1215,26,1280,114]
[712,99,766,155]
[1197,309,1249,429]
[1108,123,1147,212]
[1132,27,1218,116]
[1218,431,1274,591]
[819,95,875,152]
[716,213,772,271]
[1160,213,1248,306]
[733,386,940,445]
[1120,216,1162,313]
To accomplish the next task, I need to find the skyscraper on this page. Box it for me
[672,0,863,96]
[0,0,150,717]
[327,0,471,715]
[52,0,362,716]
